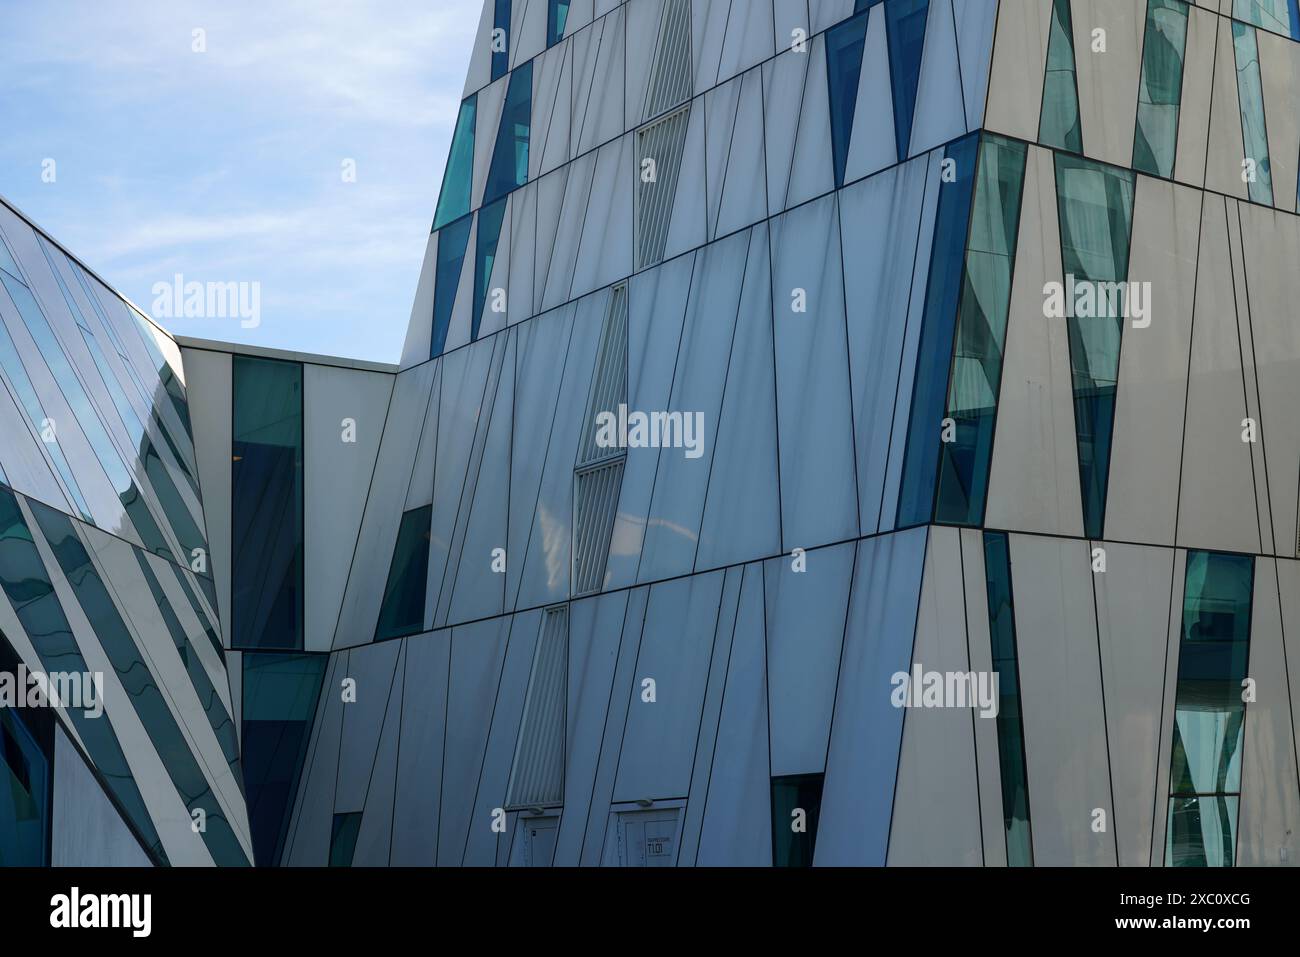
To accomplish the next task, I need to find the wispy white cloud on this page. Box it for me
[0,0,483,362]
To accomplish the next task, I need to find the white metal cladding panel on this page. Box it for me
[573,457,625,595]
[578,284,629,466]
[635,106,691,269]
[645,0,693,120]
[506,607,569,807]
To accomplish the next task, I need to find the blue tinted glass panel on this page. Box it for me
[896,133,979,527]
[433,96,478,231]
[430,215,473,358]
[473,198,507,341]
[885,0,930,160]
[827,14,868,185]
[241,652,326,866]
[492,0,511,81]
[375,504,432,641]
[231,355,303,650]
[484,61,532,205]
[983,531,1033,866]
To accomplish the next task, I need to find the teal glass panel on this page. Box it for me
[330,812,363,867]
[1167,795,1239,867]
[1164,550,1253,867]
[896,133,979,527]
[484,61,532,205]
[375,504,432,641]
[1039,0,1083,153]
[548,0,571,46]
[1234,0,1292,36]
[2,273,172,560]
[433,96,478,231]
[934,135,1028,526]
[473,198,507,341]
[771,773,823,867]
[1054,153,1135,539]
[1133,0,1189,179]
[0,487,167,863]
[30,500,248,865]
[430,215,473,358]
[231,355,303,650]
[241,652,327,866]
[983,531,1033,866]
[827,13,869,185]
[1231,22,1274,205]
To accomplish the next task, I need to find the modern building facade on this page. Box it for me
[5,0,1300,867]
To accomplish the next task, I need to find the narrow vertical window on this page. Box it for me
[430,215,473,359]
[934,136,1029,526]
[491,0,511,81]
[0,632,51,866]
[433,96,477,231]
[1233,0,1293,36]
[547,0,571,47]
[232,355,304,650]
[1166,551,1253,867]
[484,61,533,205]
[896,133,979,528]
[1054,153,1135,540]
[826,13,869,185]
[1133,0,1189,179]
[330,812,363,867]
[1039,0,1083,153]
[982,531,1033,866]
[884,0,930,160]
[473,198,507,341]
[1231,22,1274,206]
[241,652,327,866]
[771,773,824,867]
[375,504,433,641]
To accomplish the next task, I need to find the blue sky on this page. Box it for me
[0,0,483,363]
